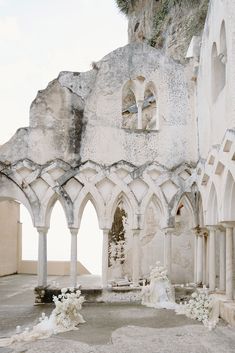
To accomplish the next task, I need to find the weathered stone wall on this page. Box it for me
[0,200,20,276]
[116,0,209,63]
[197,0,235,159]
[0,43,197,169]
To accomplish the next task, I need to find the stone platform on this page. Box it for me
[211,293,235,327]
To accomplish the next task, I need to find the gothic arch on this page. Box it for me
[73,186,105,229]
[140,191,167,228]
[0,173,35,225]
[174,193,197,230]
[211,41,226,102]
[205,183,219,225]
[222,170,235,221]
[106,190,137,229]
[122,80,137,129]
[219,20,227,60]
[143,81,158,130]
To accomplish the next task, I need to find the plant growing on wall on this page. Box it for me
[115,0,135,15]
[108,206,127,267]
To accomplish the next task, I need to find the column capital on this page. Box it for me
[36,227,48,235]
[162,227,175,236]
[132,229,141,236]
[220,221,235,228]
[193,226,208,237]
[206,225,218,232]
[137,99,144,106]
[69,228,79,236]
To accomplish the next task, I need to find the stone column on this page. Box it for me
[222,224,234,300]
[207,226,216,291]
[194,232,198,283]
[164,228,173,279]
[197,233,203,284]
[202,232,208,285]
[132,229,140,286]
[219,228,226,292]
[137,101,143,129]
[102,229,109,288]
[70,228,78,288]
[206,235,209,287]
[37,227,48,287]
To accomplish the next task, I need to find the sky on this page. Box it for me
[0,0,128,275]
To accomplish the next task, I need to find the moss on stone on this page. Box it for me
[115,0,134,15]
[148,0,209,54]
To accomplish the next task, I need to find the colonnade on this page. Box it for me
[193,224,234,300]
[36,224,234,301]
[163,225,234,300]
[36,227,141,289]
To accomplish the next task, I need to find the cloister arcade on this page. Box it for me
[0,157,200,291]
[1,128,234,302]
[197,129,235,300]
[0,1,235,317]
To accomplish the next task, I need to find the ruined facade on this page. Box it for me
[0,0,234,317]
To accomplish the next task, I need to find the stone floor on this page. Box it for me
[0,274,235,353]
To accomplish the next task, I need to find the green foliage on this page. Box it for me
[108,206,127,266]
[149,0,209,49]
[109,206,127,244]
[115,0,134,15]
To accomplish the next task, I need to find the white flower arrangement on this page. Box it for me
[181,289,219,330]
[141,261,176,309]
[149,261,168,281]
[109,239,126,266]
[52,287,85,331]
[0,288,86,347]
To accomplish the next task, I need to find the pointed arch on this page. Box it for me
[198,192,205,227]
[211,41,226,102]
[219,20,227,60]
[205,183,218,225]
[41,187,73,229]
[222,170,235,221]
[122,80,137,129]
[172,192,197,228]
[106,190,136,229]
[140,191,167,228]
[143,81,158,130]
[73,185,105,229]
[0,173,34,225]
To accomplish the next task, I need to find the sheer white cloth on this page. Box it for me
[141,278,176,310]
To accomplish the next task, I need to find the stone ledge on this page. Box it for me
[211,294,235,326]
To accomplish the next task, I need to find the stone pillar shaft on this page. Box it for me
[164,231,172,279]
[102,229,109,288]
[226,227,234,300]
[206,235,209,286]
[202,234,207,285]
[194,234,198,283]
[197,235,203,284]
[208,227,216,291]
[37,227,48,287]
[219,230,226,292]
[137,102,143,129]
[70,228,78,288]
[132,230,140,286]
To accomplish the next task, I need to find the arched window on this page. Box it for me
[219,21,227,63]
[122,81,137,129]
[143,82,158,130]
[211,40,226,102]
[108,204,128,280]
